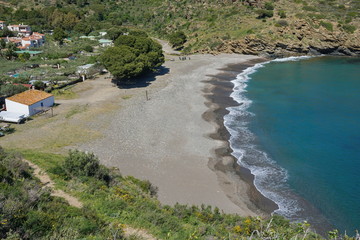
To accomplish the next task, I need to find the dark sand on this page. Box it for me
[202,59,279,215]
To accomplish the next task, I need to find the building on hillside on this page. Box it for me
[2,32,45,50]
[0,21,6,30]
[15,50,43,57]
[77,64,98,80]
[99,39,113,47]
[5,89,54,117]
[7,24,32,36]
[4,37,22,47]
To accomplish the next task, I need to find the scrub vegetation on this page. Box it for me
[1,147,356,239]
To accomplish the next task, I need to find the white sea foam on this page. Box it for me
[224,56,314,219]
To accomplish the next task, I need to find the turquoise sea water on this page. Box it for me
[225,56,360,233]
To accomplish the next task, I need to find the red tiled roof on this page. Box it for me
[7,90,53,106]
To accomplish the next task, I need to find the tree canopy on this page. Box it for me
[168,31,187,49]
[100,34,164,81]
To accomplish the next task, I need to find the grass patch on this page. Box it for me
[52,88,78,100]
[320,21,334,31]
[65,104,89,119]
[121,95,133,100]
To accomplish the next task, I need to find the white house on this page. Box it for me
[0,21,6,30]
[7,24,32,36]
[99,39,113,47]
[5,90,54,117]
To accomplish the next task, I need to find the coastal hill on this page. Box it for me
[0,0,359,56]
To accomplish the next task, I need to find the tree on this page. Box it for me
[18,52,30,62]
[83,45,93,52]
[168,31,187,49]
[0,84,27,97]
[100,35,164,81]
[73,22,93,35]
[0,28,14,37]
[62,12,79,31]
[53,27,67,44]
[3,42,18,60]
[33,81,45,90]
[106,27,128,40]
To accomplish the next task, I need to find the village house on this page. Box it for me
[0,90,54,123]
[19,32,45,49]
[7,24,32,36]
[0,21,6,30]
[2,32,45,50]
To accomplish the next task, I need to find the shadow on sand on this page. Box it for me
[112,66,170,89]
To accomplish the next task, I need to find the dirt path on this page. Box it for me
[23,159,83,208]
[123,226,158,240]
[24,159,158,239]
[153,38,181,55]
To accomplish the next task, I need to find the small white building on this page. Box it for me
[5,90,54,117]
[99,39,113,47]
[0,21,6,30]
[7,24,32,36]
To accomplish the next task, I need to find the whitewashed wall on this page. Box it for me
[28,96,54,116]
[5,96,54,116]
[5,99,30,116]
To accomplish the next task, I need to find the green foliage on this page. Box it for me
[257,9,274,18]
[168,31,187,49]
[303,5,318,11]
[278,10,287,18]
[275,20,289,27]
[320,21,333,31]
[73,22,93,35]
[63,149,111,183]
[264,2,275,10]
[18,52,31,62]
[83,45,93,52]
[53,27,67,44]
[33,80,45,90]
[101,34,164,81]
[0,29,14,37]
[106,27,128,40]
[0,84,27,97]
[342,24,356,33]
[16,149,359,240]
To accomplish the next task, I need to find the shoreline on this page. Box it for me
[79,53,275,216]
[202,59,278,215]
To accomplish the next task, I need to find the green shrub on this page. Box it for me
[320,21,333,31]
[342,24,356,33]
[83,45,93,52]
[275,20,289,27]
[63,149,111,183]
[278,10,287,18]
[302,5,317,11]
[256,9,274,18]
[264,2,274,10]
[168,31,187,49]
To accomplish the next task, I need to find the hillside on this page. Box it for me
[0,0,359,56]
[0,147,327,239]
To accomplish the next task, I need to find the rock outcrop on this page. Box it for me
[200,19,360,57]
